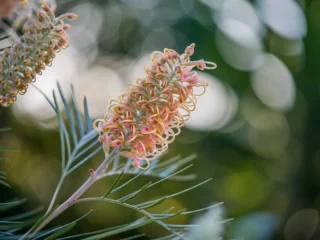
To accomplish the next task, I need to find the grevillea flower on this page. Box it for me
[0,3,77,107]
[94,44,216,169]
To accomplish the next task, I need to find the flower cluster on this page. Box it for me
[0,3,77,107]
[94,44,216,169]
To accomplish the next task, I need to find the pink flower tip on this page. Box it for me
[185,43,195,56]
[197,59,206,70]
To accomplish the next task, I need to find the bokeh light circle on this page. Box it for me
[216,19,264,71]
[251,53,296,111]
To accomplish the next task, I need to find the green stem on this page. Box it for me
[19,149,119,240]
[46,175,66,214]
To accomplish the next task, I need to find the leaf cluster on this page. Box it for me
[0,83,224,239]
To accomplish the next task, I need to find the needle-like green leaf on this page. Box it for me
[103,170,125,198]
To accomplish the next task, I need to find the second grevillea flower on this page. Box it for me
[0,3,77,107]
[94,44,216,169]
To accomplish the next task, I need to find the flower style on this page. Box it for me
[0,3,77,107]
[94,44,216,169]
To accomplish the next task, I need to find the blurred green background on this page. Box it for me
[1,0,320,239]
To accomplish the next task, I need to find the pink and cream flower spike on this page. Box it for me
[0,3,77,107]
[94,44,216,169]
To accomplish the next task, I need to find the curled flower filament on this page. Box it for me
[94,44,216,169]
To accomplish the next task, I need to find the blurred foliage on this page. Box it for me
[0,128,44,238]
[1,0,320,239]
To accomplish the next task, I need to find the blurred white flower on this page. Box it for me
[186,204,225,240]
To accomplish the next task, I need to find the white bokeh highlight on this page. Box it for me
[251,54,296,111]
[186,73,238,131]
[257,0,307,39]
[73,66,125,119]
[216,19,264,71]
[215,0,263,35]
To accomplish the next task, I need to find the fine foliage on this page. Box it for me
[8,82,222,239]
[0,2,226,239]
